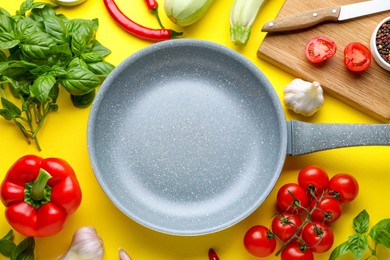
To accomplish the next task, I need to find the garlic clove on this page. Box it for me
[58,226,104,260]
[119,248,132,260]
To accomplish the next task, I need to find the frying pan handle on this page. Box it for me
[287,120,390,156]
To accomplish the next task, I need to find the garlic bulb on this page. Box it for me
[58,226,104,260]
[283,79,324,116]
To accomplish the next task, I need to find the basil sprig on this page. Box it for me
[0,0,115,150]
[330,210,390,259]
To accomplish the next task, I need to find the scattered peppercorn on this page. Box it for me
[376,20,390,64]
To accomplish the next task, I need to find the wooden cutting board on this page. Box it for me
[258,0,390,122]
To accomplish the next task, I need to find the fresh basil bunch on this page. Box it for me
[330,210,390,259]
[0,0,114,150]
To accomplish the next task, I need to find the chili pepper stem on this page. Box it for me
[31,169,52,201]
[170,29,183,38]
[151,7,165,28]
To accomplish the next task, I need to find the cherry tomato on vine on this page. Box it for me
[277,183,309,212]
[281,242,314,260]
[329,173,359,203]
[302,222,334,253]
[310,195,342,223]
[243,225,276,258]
[305,36,337,63]
[344,42,372,72]
[272,213,302,242]
[298,165,329,194]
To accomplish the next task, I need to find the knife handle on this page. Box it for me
[262,6,341,32]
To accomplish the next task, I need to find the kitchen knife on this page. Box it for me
[262,0,390,32]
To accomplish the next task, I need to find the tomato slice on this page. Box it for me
[344,42,372,72]
[305,36,337,63]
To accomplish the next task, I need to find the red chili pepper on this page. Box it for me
[208,248,220,260]
[144,0,164,28]
[0,155,82,237]
[103,0,182,41]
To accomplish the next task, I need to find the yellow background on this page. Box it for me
[0,0,389,259]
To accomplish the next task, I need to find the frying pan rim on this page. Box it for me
[87,39,288,235]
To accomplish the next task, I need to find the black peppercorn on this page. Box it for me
[376,20,390,64]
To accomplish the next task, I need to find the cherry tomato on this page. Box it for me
[310,195,342,223]
[302,222,334,253]
[298,165,329,195]
[281,242,314,260]
[243,225,276,258]
[305,36,337,63]
[344,42,372,72]
[277,183,309,212]
[272,213,302,242]
[329,173,359,203]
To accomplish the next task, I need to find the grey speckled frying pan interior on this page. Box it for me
[87,39,287,235]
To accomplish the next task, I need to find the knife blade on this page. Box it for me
[262,0,390,33]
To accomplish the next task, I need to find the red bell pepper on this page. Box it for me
[0,155,82,237]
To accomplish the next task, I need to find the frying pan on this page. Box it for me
[87,39,390,236]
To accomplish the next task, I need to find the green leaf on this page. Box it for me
[21,31,56,60]
[0,7,11,17]
[67,19,96,55]
[43,15,68,44]
[16,17,39,36]
[329,241,350,260]
[0,240,17,257]
[67,57,88,69]
[59,67,100,95]
[30,74,56,103]
[81,52,103,63]
[370,218,390,248]
[0,14,16,33]
[0,60,37,81]
[11,237,35,260]
[29,3,56,22]
[91,40,111,57]
[0,230,16,257]
[1,97,22,120]
[87,61,115,77]
[0,32,19,49]
[17,0,34,16]
[353,210,370,234]
[348,233,368,260]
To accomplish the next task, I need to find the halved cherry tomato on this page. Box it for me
[344,42,372,72]
[272,213,302,242]
[243,225,276,258]
[305,36,337,63]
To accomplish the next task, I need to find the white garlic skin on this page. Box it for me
[119,248,132,260]
[283,79,324,116]
[58,226,104,260]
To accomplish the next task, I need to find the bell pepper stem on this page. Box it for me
[31,169,52,201]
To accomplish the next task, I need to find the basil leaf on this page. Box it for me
[29,3,55,22]
[91,40,111,57]
[353,210,370,234]
[21,31,56,60]
[30,74,56,103]
[43,15,68,44]
[68,57,88,69]
[348,233,368,260]
[329,240,350,260]
[370,218,390,248]
[81,52,103,63]
[1,230,14,240]
[87,61,115,77]
[0,32,19,49]
[11,237,34,260]
[68,19,96,55]
[0,240,17,257]
[0,7,11,17]
[0,14,16,33]
[0,60,37,81]
[17,17,39,36]
[0,97,22,120]
[59,67,100,95]
[17,0,34,16]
